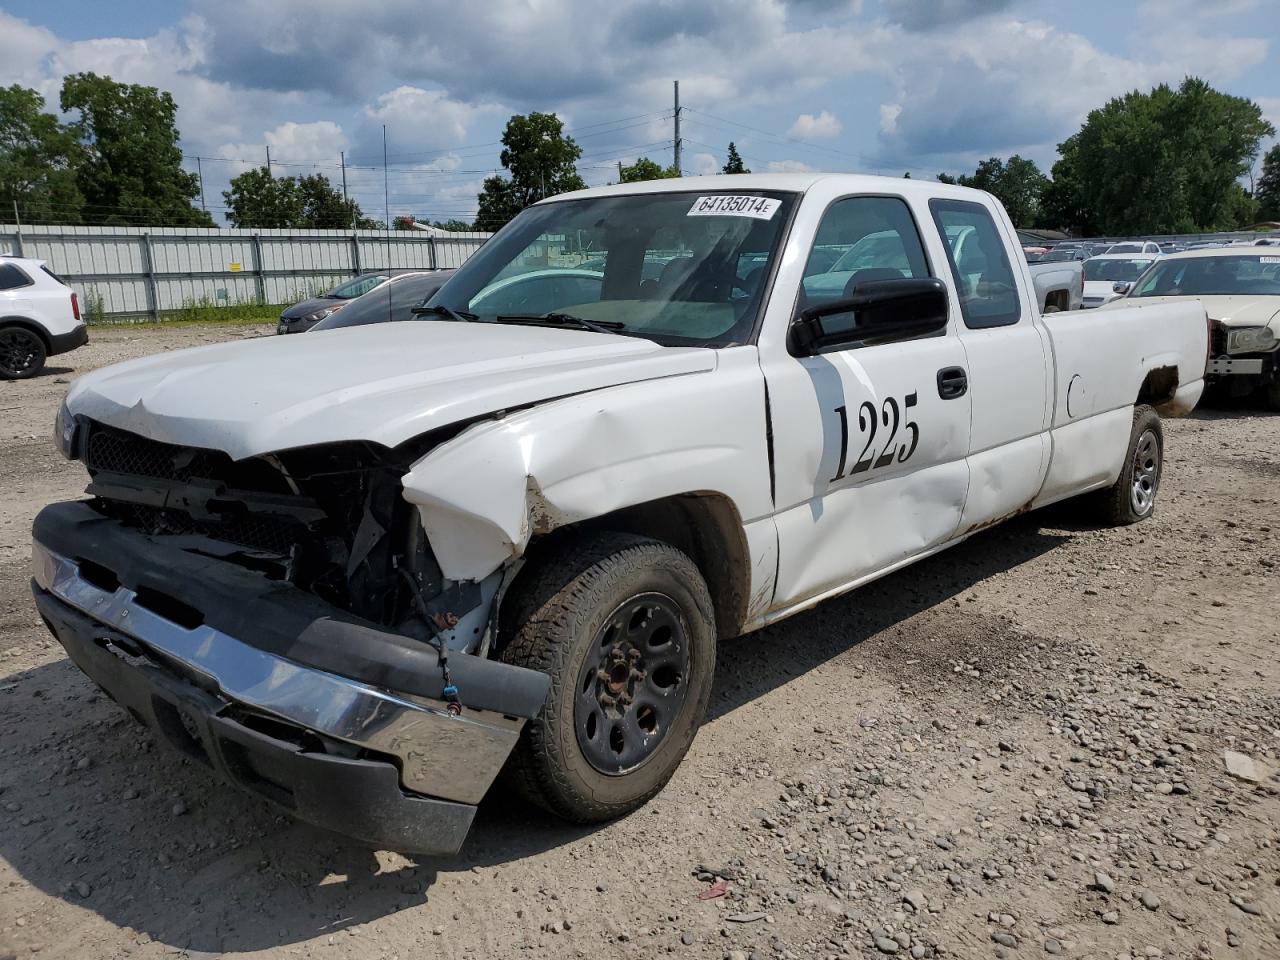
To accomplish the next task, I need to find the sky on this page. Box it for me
[1,0,1278,227]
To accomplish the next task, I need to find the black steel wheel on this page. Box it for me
[574,593,692,775]
[499,532,716,823]
[0,326,46,380]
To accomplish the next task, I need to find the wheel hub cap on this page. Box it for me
[1130,428,1159,515]
[575,593,691,776]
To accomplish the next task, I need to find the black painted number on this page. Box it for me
[829,391,920,483]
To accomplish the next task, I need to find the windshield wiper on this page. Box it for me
[494,312,625,335]
[411,304,480,323]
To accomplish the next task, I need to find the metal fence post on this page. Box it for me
[428,236,437,270]
[252,235,266,304]
[352,231,362,276]
[141,233,159,320]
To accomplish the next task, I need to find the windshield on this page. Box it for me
[1131,255,1280,298]
[312,273,452,330]
[427,190,798,346]
[326,274,389,299]
[1084,258,1154,282]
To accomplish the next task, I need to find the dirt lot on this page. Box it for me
[1,325,1277,960]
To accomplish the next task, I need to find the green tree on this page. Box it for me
[619,156,679,183]
[938,156,1049,226]
[225,169,374,228]
[475,112,586,230]
[431,218,475,231]
[0,85,84,224]
[296,173,372,228]
[1256,143,1280,223]
[60,72,212,226]
[723,142,750,174]
[1045,77,1273,234]
[223,167,303,228]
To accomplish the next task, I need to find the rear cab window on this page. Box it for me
[929,199,1021,328]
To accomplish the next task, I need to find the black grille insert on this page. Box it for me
[86,423,229,483]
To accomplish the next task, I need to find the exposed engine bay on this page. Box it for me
[78,419,495,652]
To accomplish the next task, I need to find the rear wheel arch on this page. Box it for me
[0,316,52,352]
[1137,365,1179,406]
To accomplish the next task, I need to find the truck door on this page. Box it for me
[759,194,973,609]
[926,199,1052,531]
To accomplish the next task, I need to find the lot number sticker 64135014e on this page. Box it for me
[687,195,781,220]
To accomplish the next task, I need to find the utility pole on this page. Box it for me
[618,161,624,182]
[673,80,682,176]
[382,125,390,229]
[340,151,352,228]
[196,156,206,211]
[265,145,272,176]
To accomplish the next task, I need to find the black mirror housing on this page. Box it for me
[790,278,949,356]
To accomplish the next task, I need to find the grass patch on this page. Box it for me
[89,296,288,328]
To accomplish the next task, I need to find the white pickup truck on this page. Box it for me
[33,174,1207,854]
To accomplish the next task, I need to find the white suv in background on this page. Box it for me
[0,256,87,379]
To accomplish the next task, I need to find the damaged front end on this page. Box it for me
[31,419,548,854]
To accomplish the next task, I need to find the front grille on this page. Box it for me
[87,423,228,483]
[116,503,303,556]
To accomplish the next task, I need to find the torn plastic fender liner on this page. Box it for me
[400,356,775,584]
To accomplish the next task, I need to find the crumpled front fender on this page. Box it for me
[400,356,771,583]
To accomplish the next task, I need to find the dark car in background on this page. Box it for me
[309,269,456,332]
[278,272,401,334]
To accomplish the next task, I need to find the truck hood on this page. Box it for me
[66,321,717,460]
[1107,295,1280,328]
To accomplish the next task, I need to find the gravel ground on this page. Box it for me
[0,325,1277,960]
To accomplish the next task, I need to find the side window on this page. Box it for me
[801,196,930,311]
[0,263,32,291]
[929,199,1020,328]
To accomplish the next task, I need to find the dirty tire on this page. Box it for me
[1100,404,1163,525]
[499,532,716,823]
[1043,304,1061,314]
[0,326,46,380]
[1265,380,1280,412]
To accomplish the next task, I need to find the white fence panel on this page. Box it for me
[0,224,490,320]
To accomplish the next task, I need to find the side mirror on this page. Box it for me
[1112,281,1132,295]
[791,278,949,356]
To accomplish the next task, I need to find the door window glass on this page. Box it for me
[800,197,931,312]
[929,199,1021,328]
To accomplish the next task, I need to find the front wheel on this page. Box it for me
[1100,404,1163,525]
[499,532,716,823]
[0,326,47,380]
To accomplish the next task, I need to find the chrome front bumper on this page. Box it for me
[31,501,550,854]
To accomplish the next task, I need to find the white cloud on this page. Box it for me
[766,159,816,173]
[879,103,902,135]
[788,110,842,140]
[690,152,720,176]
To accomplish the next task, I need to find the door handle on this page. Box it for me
[937,366,968,399]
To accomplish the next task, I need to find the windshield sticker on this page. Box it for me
[687,195,781,220]
[1261,256,1280,263]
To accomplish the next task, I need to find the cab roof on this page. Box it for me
[1156,245,1280,261]
[543,172,994,204]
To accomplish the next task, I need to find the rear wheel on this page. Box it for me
[0,326,46,380]
[499,532,716,823]
[1100,404,1163,525]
